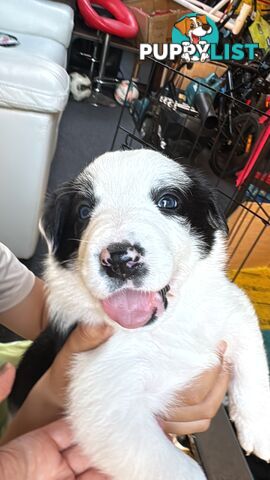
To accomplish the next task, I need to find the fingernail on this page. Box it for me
[217,341,227,355]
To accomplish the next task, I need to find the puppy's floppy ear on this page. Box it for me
[185,168,229,236]
[174,18,189,35]
[193,170,228,235]
[197,14,208,24]
[40,182,73,253]
[207,192,228,235]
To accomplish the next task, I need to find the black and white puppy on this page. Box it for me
[12,150,270,480]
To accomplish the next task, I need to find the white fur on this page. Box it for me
[43,150,270,479]
[70,72,92,101]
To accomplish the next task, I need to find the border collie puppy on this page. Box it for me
[12,150,270,479]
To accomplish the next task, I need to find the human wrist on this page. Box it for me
[33,370,64,411]
[0,375,63,444]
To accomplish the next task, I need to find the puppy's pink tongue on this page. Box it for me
[191,33,199,44]
[101,289,164,329]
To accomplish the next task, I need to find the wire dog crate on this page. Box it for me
[110,53,270,480]
[111,53,270,289]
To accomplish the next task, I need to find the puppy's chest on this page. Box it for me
[71,327,218,413]
[138,332,218,396]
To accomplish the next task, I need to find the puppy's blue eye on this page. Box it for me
[157,195,178,210]
[79,205,91,220]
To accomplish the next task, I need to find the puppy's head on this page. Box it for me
[174,15,212,43]
[41,150,227,331]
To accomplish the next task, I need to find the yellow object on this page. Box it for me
[228,267,270,330]
[237,0,270,16]
[0,340,32,435]
[249,11,270,50]
[0,340,32,368]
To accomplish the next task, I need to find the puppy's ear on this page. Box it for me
[207,193,228,235]
[40,182,73,253]
[186,168,228,236]
[198,14,208,24]
[193,171,228,235]
[174,18,188,35]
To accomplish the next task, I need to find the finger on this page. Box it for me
[179,363,222,406]
[58,323,113,361]
[177,341,228,406]
[48,324,113,398]
[217,340,227,357]
[0,363,16,402]
[161,418,211,435]
[68,323,114,354]
[163,361,231,423]
[78,470,110,480]
[42,418,111,478]
[170,362,222,408]
[62,443,93,474]
[41,418,75,451]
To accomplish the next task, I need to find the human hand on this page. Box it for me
[0,418,109,480]
[44,323,113,408]
[1,324,113,443]
[160,341,231,435]
[0,363,16,402]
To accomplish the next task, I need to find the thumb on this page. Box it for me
[64,323,114,355]
[46,324,113,404]
[0,363,16,402]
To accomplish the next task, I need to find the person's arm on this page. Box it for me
[0,243,47,339]
[0,349,110,479]
[0,277,47,340]
[2,334,229,443]
[0,419,109,480]
[0,324,113,443]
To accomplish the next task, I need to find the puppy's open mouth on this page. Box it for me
[191,32,200,44]
[101,286,170,329]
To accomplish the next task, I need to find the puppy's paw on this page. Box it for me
[200,52,209,63]
[235,415,270,462]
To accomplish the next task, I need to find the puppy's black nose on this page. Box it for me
[100,242,145,280]
[202,23,210,31]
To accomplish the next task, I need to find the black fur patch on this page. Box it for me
[41,177,96,266]
[9,324,74,411]
[151,168,228,255]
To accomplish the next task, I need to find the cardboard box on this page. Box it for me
[124,0,188,44]
[174,61,228,91]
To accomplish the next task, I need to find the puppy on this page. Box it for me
[11,150,270,480]
[175,15,212,44]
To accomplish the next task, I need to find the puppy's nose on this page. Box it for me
[100,242,145,280]
[202,24,210,31]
